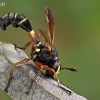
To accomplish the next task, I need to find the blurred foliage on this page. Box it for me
[0,0,100,100]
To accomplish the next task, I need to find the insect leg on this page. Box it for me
[25,66,43,95]
[34,61,72,95]
[4,66,13,93]
[25,61,60,94]
[14,39,33,50]
[4,58,31,93]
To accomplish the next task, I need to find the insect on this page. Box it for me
[0,7,77,95]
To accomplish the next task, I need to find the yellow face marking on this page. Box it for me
[35,48,40,52]
[18,18,27,25]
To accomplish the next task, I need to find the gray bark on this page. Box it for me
[0,41,87,100]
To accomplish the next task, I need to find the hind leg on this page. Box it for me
[4,58,31,93]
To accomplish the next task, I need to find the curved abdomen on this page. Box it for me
[0,13,32,32]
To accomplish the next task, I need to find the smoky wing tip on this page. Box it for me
[44,6,49,10]
[44,6,51,13]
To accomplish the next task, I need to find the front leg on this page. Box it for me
[25,67,43,95]
[25,61,60,95]
[25,61,71,95]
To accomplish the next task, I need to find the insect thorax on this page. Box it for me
[31,44,58,67]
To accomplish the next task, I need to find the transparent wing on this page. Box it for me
[39,29,51,52]
[44,7,55,45]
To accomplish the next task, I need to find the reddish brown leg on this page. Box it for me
[25,66,43,94]
[4,58,31,93]
[4,66,13,93]
[25,61,60,94]
[14,39,33,50]
[31,43,36,53]
[13,58,31,66]
[34,61,60,85]
[26,61,71,95]
[42,65,72,95]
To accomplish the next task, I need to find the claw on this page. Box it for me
[4,88,8,93]
[14,44,17,50]
[13,44,24,50]
[25,91,29,95]
[66,90,72,95]
[59,86,72,95]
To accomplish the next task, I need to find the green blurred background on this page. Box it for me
[0,0,100,100]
